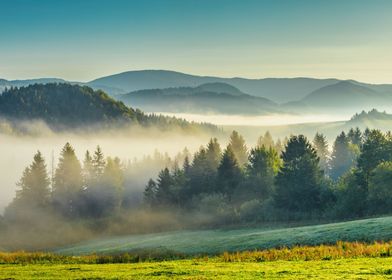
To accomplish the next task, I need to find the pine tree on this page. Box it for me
[313,132,330,173]
[206,138,222,170]
[143,179,157,207]
[244,146,281,200]
[82,150,94,188]
[274,135,323,212]
[330,132,356,180]
[92,146,105,179]
[100,157,124,212]
[227,130,248,167]
[348,127,362,146]
[53,143,83,217]
[155,167,174,205]
[217,146,242,199]
[15,151,50,207]
[257,131,274,149]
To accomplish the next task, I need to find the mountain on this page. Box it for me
[0,83,218,133]
[284,81,392,114]
[88,70,340,103]
[0,78,67,93]
[118,83,279,115]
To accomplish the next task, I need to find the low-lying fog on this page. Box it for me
[0,111,376,214]
[153,112,350,126]
[0,131,211,213]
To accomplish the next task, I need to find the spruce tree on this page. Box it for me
[16,151,50,207]
[227,130,248,167]
[313,132,330,173]
[274,135,323,212]
[330,132,356,180]
[217,146,242,199]
[53,143,83,217]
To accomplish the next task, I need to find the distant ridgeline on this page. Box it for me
[350,109,392,122]
[0,83,218,133]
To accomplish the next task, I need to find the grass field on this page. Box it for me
[2,257,392,279]
[57,216,392,255]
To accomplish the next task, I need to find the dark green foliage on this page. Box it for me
[237,146,280,203]
[274,135,324,212]
[217,146,242,199]
[347,127,362,146]
[368,162,392,214]
[0,83,219,133]
[143,179,158,207]
[155,168,175,206]
[330,132,357,180]
[0,83,136,127]
[332,171,367,219]
[356,129,392,183]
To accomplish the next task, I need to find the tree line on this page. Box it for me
[0,83,219,134]
[144,128,392,222]
[4,127,392,228]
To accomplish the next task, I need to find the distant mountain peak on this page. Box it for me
[195,82,244,96]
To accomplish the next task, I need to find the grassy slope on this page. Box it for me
[57,216,392,255]
[2,258,392,279]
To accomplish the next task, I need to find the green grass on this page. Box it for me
[57,216,392,255]
[2,257,392,279]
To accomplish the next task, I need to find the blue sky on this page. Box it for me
[1,0,392,82]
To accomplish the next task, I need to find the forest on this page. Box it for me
[0,83,218,134]
[1,126,392,250]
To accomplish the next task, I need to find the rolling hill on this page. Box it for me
[284,81,392,114]
[88,70,341,103]
[118,82,280,114]
[0,83,218,133]
[57,216,392,255]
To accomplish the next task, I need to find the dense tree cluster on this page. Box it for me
[0,83,218,133]
[5,144,124,221]
[144,129,392,222]
[4,128,392,231]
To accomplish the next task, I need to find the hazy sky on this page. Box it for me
[1,0,392,83]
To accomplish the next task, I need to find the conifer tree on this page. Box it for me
[313,132,330,173]
[53,143,83,216]
[274,135,323,212]
[227,130,248,167]
[217,146,242,199]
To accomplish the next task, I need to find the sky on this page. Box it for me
[1,0,392,83]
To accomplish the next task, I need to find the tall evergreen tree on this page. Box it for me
[274,135,324,212]
[313,132,329,173]
[348,127,362,146]
[330,132,356,180]
[227,130,248,167]
[217,146,242,199]
[155,167,174,205]
[14,151,50,208]
[243,146,281,200]
[206,138,222,170]
[53,143,83,217]
[82,150,94,188]
[92,146,106,179]
[143,179,158,207]
[257,131,274,149]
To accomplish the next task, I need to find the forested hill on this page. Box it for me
[118,82,278,115]
[0,83,218,133]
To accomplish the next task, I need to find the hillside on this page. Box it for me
[283,81,392,114]
[118,82,279,115]
[0,83,218,133]
[57,216,392,255]
[88,70,341,103]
